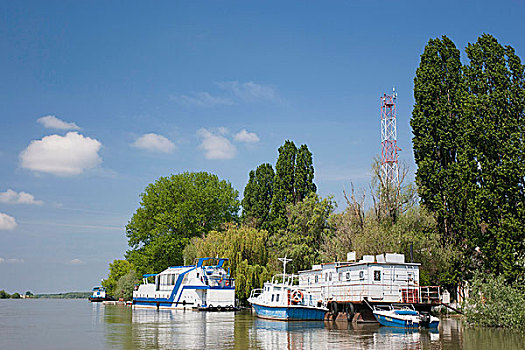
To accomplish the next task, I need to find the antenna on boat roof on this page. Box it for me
[278,256,292,277]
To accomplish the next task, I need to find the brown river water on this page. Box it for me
[1,299,524,349]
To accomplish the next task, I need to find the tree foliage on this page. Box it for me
[114,270,140,301]
[274,194,334,273]
[125,172,240,274]
[412,34,525,282]
[102,259,136,298]
[464,272,525,329]
[184,224,272,300]
[241,163,274,230]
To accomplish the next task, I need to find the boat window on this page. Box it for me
[329,272,332,282]
[359,271,364,279]
[271,294,275,302]
[276,294,280,302]
[408,273,413,281]
[315,275,318,283]
[374,270,381,281]
[346,272,350,281]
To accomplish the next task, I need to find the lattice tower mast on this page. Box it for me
[380,89,400,188]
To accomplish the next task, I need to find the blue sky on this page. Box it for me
[1,1,524,293]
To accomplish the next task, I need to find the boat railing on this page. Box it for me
[419,286,441,304]
[271,274,298,286]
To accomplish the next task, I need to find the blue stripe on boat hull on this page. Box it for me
[251,303,327,321]
[374,314,439,329]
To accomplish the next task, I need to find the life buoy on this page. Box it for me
[291,290,304,303]
[225,280,230,287]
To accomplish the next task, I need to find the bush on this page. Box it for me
[464,272,525,329]
[0,290,10,299]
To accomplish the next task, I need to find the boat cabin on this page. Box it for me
[298,253,439,304]
[133,257,235,309]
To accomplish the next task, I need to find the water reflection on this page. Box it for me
[98,307,525,350]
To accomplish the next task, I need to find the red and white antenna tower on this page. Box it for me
[380,88,401,188]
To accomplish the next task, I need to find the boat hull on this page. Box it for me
[373,312,439,329]
[251,303,327,321]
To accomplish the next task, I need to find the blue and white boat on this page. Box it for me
[373,304,439,328]
[248,258,328,321]
[133,257,235,310]
[89,286,108,302]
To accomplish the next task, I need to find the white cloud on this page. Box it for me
[234,129,260,143]
[217,81,279,102]
[197,128,237,160]
[0,213,17,230]
[69,258,83,265]
[0,189,43,205]
[171,92,233,107]
[20,132,102,176]
[0,257,24,264]
[133,133,175,153]
[37,115,81,130]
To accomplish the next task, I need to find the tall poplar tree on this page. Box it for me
[295,144,317,203]
[411,36,466,246]
[269,140,297,230]
[412,34,525,281]
[241,163,275,230]
[463,34,525,280]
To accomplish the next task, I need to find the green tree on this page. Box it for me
[102,259,136,298]
[125,172,240,274]
[184,224,273,300]
[114,270,140,301]
[463,34,525,281]
[0,290,10,299]
[412,34,525,282]
[411,35,466,245]
[270,140,297,230]
[295,145,317,203]
[274,194,335,273]
[269,141,316,231]
[241,163,274,230]
[11,292,20,299]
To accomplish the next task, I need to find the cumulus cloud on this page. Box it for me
[69,258,83,265]
[37,115,81,130]
[171,92,233,107]
[0,189,43,205]
[133,133,175,153]
[0,213,17,230]
[20,132,102,176]
[197,128,237,160]
[234,129,260,143]
[217,81,279,102]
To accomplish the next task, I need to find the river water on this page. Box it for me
[1,299,524,349]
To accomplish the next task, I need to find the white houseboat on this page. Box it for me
[297,253,441,321]
[133,257,235,310]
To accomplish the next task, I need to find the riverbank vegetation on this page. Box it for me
[103,33,525,328]
[464,273,525,329]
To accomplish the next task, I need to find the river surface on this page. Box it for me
[1,299,524,349]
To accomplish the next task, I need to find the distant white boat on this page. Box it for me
[132,257,236,310]
[89,286,109,302]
